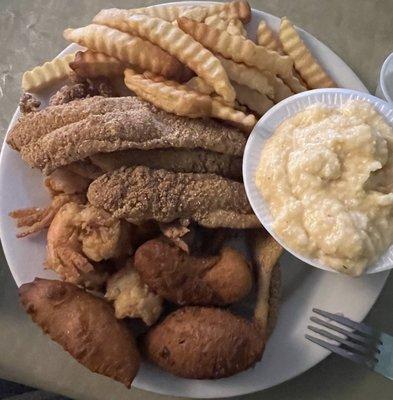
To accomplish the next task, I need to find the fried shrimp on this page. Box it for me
[46,202,133,288]
[44,167,92,196]
[9,193,85,238]
[10,166,90,238]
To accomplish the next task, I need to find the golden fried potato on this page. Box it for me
[208,0,251,23]
[256,20,307,94]
[70,50,126,78]
[111,0,251,23]
[177,17,293,77]
[185,76,214,94]
[216,55,274,97]
[144,306,263,379]
[22,54,75,92]
[19,278,140,387]
[256,20,282,51]
[124,69,256,133]
[262,71,294,102]
[232,82,274,116]
[204,15,247,37]
[124,4,196,22]
[179,6,208,22]
[63,24,190,81]
[210,99,257,133]
[279,17,335,89]
[125,68,211,117]
[93,11,235,102]
[134,238,252,306]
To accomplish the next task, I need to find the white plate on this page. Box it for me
[0,2,389,399]
[244,89,393,274]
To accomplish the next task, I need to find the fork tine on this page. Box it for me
[313,308,380,338]
[310,316,381,348]
[308,325,378,357]
[305,334,376,368]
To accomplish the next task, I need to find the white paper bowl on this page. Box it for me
[243,88,393,274]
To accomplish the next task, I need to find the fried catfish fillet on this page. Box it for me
[8,96,149,151]
[19,278,140,387]
[90,148,242,180]
[12,97,245,174]
[87,166,260,229]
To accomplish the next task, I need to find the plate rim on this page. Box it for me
[0,2,388,399]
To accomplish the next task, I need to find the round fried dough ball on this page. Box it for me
[143,307,264,379]
[134,238,252,306]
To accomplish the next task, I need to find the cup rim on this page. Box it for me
[380,52,393,103]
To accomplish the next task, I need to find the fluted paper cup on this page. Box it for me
[243,88,393,274]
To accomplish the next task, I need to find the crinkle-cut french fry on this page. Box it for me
[128,4,196,22]
[233,101,248,113]
[281,73,307,94]
[69,50,126,78]
[279,17,335,89]
[232,82,274,116]
[256,19,307,94]
[124,68,212,118]
[210,99,256,133]
[22,53,75,92]
[93,12,235,103]
[206,0,251,23]
[226,18,247,37]
[216,54,293,102]
[186,78,236,109]
[124,68,255,133]
[256,20,282,52]
[186,76,214,95]
[128,3,213,22]
[204,15,247,37]
[179,6,208,22]
[63,24,189,81]
[110,1,251,23]
[263,71,294,102]
[177,17,293,77]
[142,71,167,83]
[215,55,274,97]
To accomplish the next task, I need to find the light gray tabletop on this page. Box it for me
[0,1,392,399]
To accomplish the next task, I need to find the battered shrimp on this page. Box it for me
[10,166,92,238]
[9,193,85,238]
[46,202,133,288]
[44,167,91,195]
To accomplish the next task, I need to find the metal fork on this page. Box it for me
[306,308,393,379]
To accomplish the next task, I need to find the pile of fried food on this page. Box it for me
[9,0,335,388]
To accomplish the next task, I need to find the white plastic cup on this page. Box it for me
[243,88,393,274]
[375,52,393,103]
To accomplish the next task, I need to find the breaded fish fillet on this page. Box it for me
[90,148,242,180]
[8,96,149,151]
[87,166,259,229]
[21,109,246,174]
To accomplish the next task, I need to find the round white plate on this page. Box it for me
[0,2,389,398]
[244,88,393,274]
